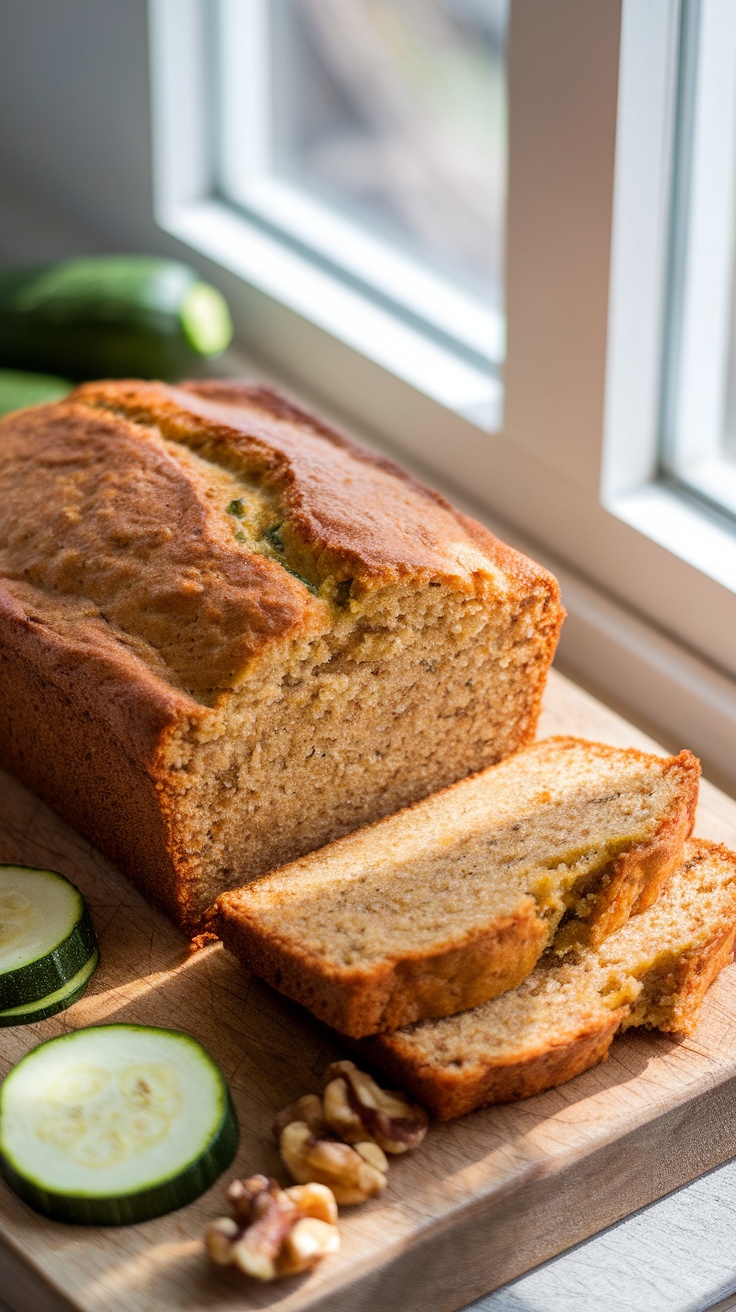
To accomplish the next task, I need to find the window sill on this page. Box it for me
[159,198,500,431]
[609,480,736,598]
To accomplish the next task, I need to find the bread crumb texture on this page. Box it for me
[360,839,736,1117]
[0,380,564,928]
[216,738,699,1034]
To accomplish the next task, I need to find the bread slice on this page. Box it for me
[0,379,563,931]
[357,839,736,1119]
[214,738,699,1036]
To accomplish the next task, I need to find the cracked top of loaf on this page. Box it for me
[0,379,562,714]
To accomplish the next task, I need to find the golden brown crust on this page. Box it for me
[0,579,195,760]
[216,902,550,1038]
[0,581,195,921]
[0,377,562,708]
[360,1012,624,1121]
[71,378,565,601]
[176,382,563,599]
[215,743,700,1036]
[0,399,315,700]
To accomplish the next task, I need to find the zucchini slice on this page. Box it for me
[0,1025,239,1225]
[0,866,97,1010]
[0,951,98,1027]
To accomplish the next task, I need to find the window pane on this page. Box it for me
[662,0,736,520]
[268,0,508,313]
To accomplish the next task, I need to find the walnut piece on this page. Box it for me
[279,1120,387,1205]
[205,1174,338,1281]
[272,1093,327,1139]
[323,1060,428,1154]
[279,1216,339,1276]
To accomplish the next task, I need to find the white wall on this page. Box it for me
[0,1,157,258]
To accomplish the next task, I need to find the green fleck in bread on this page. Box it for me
[358,839,736,1118]
[0,380,563,931]
[215,738,699,1035]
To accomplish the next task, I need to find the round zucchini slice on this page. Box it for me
[0,951,99,1027]
[0,866,97,1010]
[0,1025,239,1225]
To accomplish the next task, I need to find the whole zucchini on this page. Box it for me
[0,256,233,381]
[0,368,73,417]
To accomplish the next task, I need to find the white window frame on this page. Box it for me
[149,0,736,788]
[149,0,501,430]
[659,0,736,521]
[217,0,505,370]
[601,0,736,668]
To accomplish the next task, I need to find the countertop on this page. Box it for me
[472,1159,736,1312]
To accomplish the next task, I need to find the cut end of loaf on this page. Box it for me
[165,572,560,929]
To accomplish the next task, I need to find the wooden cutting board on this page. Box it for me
[2,669,736,1312]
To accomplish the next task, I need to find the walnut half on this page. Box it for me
[205,1174,339,1281]
[279,1120,388,1205]
[323,1060,429,1154]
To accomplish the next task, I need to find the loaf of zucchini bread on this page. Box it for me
[0,380,564,930]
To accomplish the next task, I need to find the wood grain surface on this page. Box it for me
[2,669,736,1312]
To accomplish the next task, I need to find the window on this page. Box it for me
[660,0,736,525]
[151,0,505,426]
[217,0,507,380]
[149,0,736,786]
[601,0,736,669]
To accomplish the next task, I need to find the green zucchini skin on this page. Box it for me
[0,368,73,417]
[0,1099,238,1225]
[0,1025,240,1225]
[0,951,98,1027]
[0,257,233,381]
[0,866,97,1011]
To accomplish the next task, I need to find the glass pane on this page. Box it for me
[722,212,736,462]
[662,0,736,519]
[269,0,508,313]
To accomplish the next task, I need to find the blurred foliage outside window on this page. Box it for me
[268,0,508,314]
